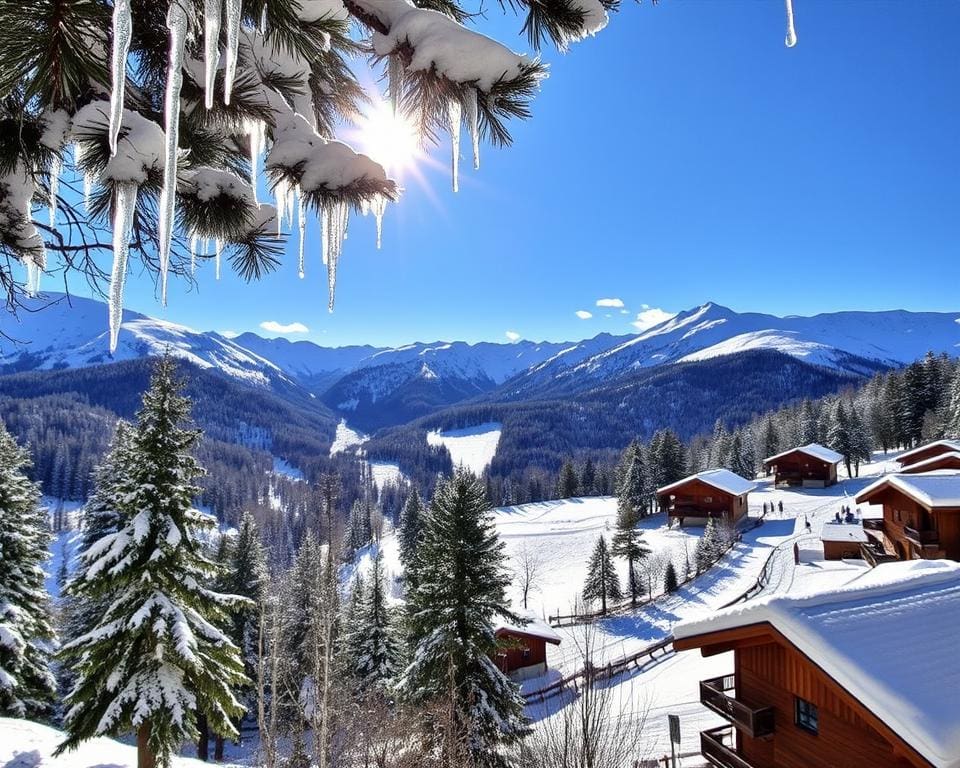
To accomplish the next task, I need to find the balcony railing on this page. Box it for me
[701,726,759,768]
[903,525,939,546]
[860,540,898,567]
[699,676,775,738]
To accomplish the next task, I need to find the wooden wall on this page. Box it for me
[735,642,921,768]
[659,478,748,523]
[875,487,960,560]
[769,454,837,486]
[495,631,548,673]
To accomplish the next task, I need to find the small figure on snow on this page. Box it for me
[778,500,784,514]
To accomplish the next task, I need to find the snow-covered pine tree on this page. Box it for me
[580,457,596,495]
[694,518,723,575]
[343,498,372,561]
[350,550,397,691]
[828,401,854,477]
[557,459,579,499]
[397,468,528,767]
[611,505,650,607]
[582,535,621,614]
[59,419,137,696]
[0,419,56,719]
[663,560,679,593]
[57,358,249,768]
[946,369,960,439]
[616,445,645,519]
[398,487,424,576]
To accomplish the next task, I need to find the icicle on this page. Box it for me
[372,194,386,250]
[464,88,480,171]
[246,119,264,203]
[215,238,223,280]
[204,0,222,109]
[158,0,188,307]
[326,201,347,312]
[321,204,329,266]
[448,98,462,193]
[784,0,797,47]
[223,0,242,105]
[83,172,94,211]
[109,181,138,354]
[109,0,133,156]
[48,155,61,227]
[190,232,199,274]
[297,187,306,278]
[388,56,402,115]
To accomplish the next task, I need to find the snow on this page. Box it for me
[496,611,561,644]
[674,560,960,768]
[426,422,501,475]
[819,521,868,543]
[271,457,304,482]
[0,717,235,768]
[368,460,405,490]
[856,471,960,508]
[657,468,756,498]
[329,420,368,456]
[764,442,844,465]
[901,451,960,474]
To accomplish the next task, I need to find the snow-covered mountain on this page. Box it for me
[498,303,960,399]
[0,294,292,388]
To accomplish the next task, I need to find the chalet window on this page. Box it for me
[795,697,819,734]
[522,648,531,661]
[703,496,713,503]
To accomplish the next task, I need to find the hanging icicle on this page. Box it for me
[204,0,222,109]
[784,0,798,47]
[223,0,242,105]
[326,200,348,312]
[321,203,329,266]
[372,194,386,250]
[109,0,133,156]
[48,155,61,227]
[448,98,462,193]
[215,238,223,279]
[109,181,138,354]
[297,187,306,278]
[190,232,199,274]
[246,119,265,203]
[158,0,188,307]
[464,88,480,171]
[388,56,402,115]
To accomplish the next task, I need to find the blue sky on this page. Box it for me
[86,1,960,346]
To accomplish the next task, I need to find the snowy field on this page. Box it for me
[0,718,237,768]
[329,419,367,456]
[426,422,502,475]
[271,456,304,481]
[368,460,406,489]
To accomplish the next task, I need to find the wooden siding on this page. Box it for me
[657,478,749,524]
[765,451,838,487]
[900,454,960,474]
[494,630,549,674]
[870,487,960,561]
[822,539,862,561]
[734,642,918,768]
[896,443,959,467]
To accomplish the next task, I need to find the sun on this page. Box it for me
[353,99,422,175]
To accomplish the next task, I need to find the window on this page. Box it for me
[795,697,818,735]
[704,496,713,503]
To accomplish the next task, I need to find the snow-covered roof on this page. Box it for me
[495,613,561,645]
[855,471,960,509]
[819,523,868,543]
[896,440,960,465]
[657,468,756,497]
[674,560,960,768]
[763,442,844,466]
[899,452,960,474]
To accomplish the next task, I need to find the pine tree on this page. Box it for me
[0,419,56,719]
[343,498,372,561]
[617,445,645,520]
[946,369,960,439]
[580,458,596,496]
[611,506,650,607]
[398,469,528,766]
[828,401,854,477]
[58,358,248,768]
[350,551,397,691]
[583,536,622,614]
[557,460,579,499]
[694,518,727,575]
[663,561,679,593]
[398,488,424,576]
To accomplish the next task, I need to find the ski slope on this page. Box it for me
[426,422,502,475]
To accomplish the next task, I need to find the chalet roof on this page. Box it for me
[896,439,960,465]
[674,560,960,768]
[763,442,844,466]
[899,452,960,474]
[657,468,755,498]
[495,613,561,645]
[855,471,960,509]
[819,522,868,543]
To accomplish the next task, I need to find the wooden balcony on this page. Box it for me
[701,726,760,768]
[699,676,775,738]
[860,540,898,567]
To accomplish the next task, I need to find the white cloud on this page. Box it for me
[620,309,630,315]
[260,320,310,335]
[219,330,240,339]
[575,310,593,320]
[596,298,624,308]
[632,307,675,331]
[505,330,521,342]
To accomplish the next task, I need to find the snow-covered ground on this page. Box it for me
[426,422,502,475]
[329,419,367,456]
[271,456,304,481]
[0,718,239,768]
[368,460,406,489]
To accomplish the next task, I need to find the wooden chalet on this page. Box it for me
[854,471,960,565]
[673,560,960,768]
[900,452,960,475]
[895,440,960,469]
[657,469,754,527]
[819,522,867,560]
[762,443,843,488]
[493,615,561,682]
